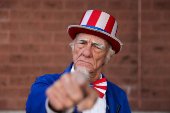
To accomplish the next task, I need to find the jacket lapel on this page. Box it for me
[106,81,121,113]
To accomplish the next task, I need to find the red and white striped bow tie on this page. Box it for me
[92,77,107,98]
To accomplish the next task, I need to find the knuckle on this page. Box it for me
[86,100,94,109]
[46,87,52,96]
[64,101,74,108]
[72,93,83,102]
[55,104,64,111]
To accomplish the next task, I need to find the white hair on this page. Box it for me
[75,68,90,78]
[70,40,115,63]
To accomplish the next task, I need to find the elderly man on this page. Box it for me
[26,10,131,113]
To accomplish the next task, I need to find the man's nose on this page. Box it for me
[82,45,93,58]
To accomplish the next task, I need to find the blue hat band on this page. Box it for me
[81,25,109,34]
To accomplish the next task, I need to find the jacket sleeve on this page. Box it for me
[119,94,131,113]
[26,74,60,113]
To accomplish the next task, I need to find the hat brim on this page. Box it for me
[67,25,122,54]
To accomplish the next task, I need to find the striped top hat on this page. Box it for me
[67,10,123,54]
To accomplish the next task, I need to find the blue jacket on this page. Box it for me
[26,62,131,113]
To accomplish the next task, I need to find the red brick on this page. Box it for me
[31,32,52,43]
[142,1,152,11]
[128,100,138,110]
[0,77,8,87]
[10,32,30,42]
[65,1,85,10]
[142,100,161,111]
[0,10,9,20]
[18,0,41,9]
[20,22,41,31]
[0,65,19,75]
[52,54,73,65]
[118,33,138,44]
[152,23,170,32]
[0,55,9,63]
[141,88,170,99]
[20,44,40,53]
[122,78,138,86]
[160,101,170,111]
[142,11,162,21]
[141,55,162,65]
[0,32,9,43]
[119,23,138,33]
[120,44,138,55]
[162,56,170,65]
[141,23,152,33]
[0,22,19,31]
[19,66,41,75]
[75,12,84,20]
[128,88,138,99]
[42,0,62,9]
[106,66,138,77]
[163,12,170,21]
[153,0,170,10]
[54,33,72,43]
[31,11,53,21]
[9,76,36,86]
[10,10,30,20]
[64,43,73,54]
[41,65,66,74]
[86,1,107,10]
[128,1,138,10]
[0,44,19,52]
[5,98,27,110]
[53,12,76,21]
[0,88,30,98]
[117,12,138,22]
[107,1,129,10]
[0,0,18,9]
[142,34,169,44]
[162,78,170,87]
[32,55,52,64]
[63,21,78,31]
[142,66,170,77]
[42,23,63,31]
[109,54,137,65]
[10,54,31,64]
[42,44,64,53]
[141,44,170,55]
[152,44,170,55]
[0,99,7,109]
[141,78,163,89]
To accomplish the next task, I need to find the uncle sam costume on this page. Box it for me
[26,10,131,113]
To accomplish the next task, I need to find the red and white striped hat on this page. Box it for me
[68,10,122,54]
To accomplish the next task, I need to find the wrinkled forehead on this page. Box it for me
[75,33,110,46]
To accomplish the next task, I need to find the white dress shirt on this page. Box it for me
[46,66,106,113]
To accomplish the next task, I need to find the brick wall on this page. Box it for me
[0,0,169,111]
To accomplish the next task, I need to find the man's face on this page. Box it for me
[73,33,110,74]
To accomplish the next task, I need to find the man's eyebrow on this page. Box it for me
[92,41,105,49]
[77,38,87,41]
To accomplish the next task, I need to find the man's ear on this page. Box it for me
[105,50,115,65]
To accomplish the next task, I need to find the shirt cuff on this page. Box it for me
[45,98,74,113]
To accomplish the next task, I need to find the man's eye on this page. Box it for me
[95,46,101,49]
[80,42,85,44]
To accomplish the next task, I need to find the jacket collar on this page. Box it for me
[63,62,74,73]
